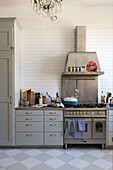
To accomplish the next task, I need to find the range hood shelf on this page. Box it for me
[62,71,104,76]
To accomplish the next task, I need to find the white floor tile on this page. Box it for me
[45,149,64,157]
[45,158,65,169]
[68,158,90,169]
[0,157,17,168]
[21,158,41,168]
[93,159,113,169]
[87,149,106,158]
[24,149,43,157]
[4,149,22,156]
[66,149,85,158]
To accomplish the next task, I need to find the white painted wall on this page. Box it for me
[21,29,113,103]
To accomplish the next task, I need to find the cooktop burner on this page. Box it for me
[65,104,106,108]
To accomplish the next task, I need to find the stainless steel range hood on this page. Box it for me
[61,26,104,104]
[62,26,104,76]
[62,51,104,76]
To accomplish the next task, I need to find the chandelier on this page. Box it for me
[31,0,63,21]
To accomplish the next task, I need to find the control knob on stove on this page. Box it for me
[66,112,69,115]
[77,111,79,114]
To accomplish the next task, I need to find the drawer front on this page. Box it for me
[45,115,63,122]
[16,110,43,116]
[45,122,63,132]
[45,132,63,145]
[45,110,63,116]
[16,133,43,145]
[108,116,113,122]
[16,116,43,122]
[108,133,113,146]
[109,122,113,132]
[16,122,43,132]
[108,110,113,116]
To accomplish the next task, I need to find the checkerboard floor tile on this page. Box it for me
[0,146,112,170]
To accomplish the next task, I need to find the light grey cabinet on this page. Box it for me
[44,110,63,146]
[0,18,21,146]
[0,28,12,51]
[106,110,113,146]
[15,109,63,146]
[15,110,43,146]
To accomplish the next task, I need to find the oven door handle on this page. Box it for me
[93,119,106,121]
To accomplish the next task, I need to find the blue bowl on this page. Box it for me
[63,101,78,106]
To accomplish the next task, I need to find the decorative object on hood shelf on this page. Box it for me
[86,61,97,72]
[31,0,63,21]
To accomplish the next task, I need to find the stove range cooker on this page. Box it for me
[64,103,106,149]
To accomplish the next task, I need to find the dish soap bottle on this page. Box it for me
[101,91,104,104]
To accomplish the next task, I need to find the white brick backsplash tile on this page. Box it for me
[21,29,113,103]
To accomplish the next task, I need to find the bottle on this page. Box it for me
[101,91,104,104]
[103,95,106,104]
[35,92,39,104]
[36,92,40,104]
[108,93,112,104]
[110,97,113,106]
[39,96,42,105]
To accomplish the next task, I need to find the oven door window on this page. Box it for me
[95,122,103,133]
[85,123,87,133]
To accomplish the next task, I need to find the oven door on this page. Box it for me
[64,118,91,139]
[84,119,91,139]
[92,118,106,139]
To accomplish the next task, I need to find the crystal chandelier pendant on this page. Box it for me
[31,0,63,21]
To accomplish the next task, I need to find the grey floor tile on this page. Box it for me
[12,153,31,161]
[56,164,80,170]
[80,154,98,163]
[101,154,113,162]
[31,164,54,170]
[57,153,75,163]
[0,153,8,160]
[83,164,105,170]
[34,153,53,162]
[6,163,27,170]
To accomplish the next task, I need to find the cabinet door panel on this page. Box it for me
[0,28,12,50]
[0,52,12,145]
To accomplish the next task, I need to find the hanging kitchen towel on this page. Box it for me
[78,119,85,131]
[74,119,85,139]
[64,120,69,136]
[64,119,75,137]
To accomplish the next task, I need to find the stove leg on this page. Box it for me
[102,144,105,150]
[65,144,67,150]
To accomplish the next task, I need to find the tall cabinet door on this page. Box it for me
[0,28,12,51]
[0,51,13,145]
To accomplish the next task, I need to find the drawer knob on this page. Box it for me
[50,124,56,126]
[26,112,32,114]
[26,134,32,136]
[50,112,56,114]
[50,118,56,120]
[26,118,32,120]
[26,124,32,126]
[50,134,56,136]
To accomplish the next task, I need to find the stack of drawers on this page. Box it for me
[106,110,113,146]
[44,110,63,145]
[16,110,43,145]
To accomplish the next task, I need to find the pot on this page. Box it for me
[63,97,78,106]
